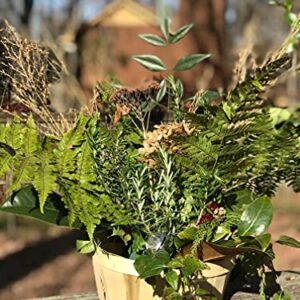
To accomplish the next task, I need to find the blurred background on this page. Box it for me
[0,0,300,299]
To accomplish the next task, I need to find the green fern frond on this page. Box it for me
[33,140,57,213]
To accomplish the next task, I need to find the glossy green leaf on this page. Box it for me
[170,24,194,44]
[195,288,211,297]
[132,55,167,72]
[156,79,167,102]
[181,256,207,277]
[177,227,197,240]
[0,186,81,228]
[134,250,170,279]
[255,233,271,251]
[165,270,179,290]
[212,226,231,242]
[209,240,274,259]
[276,235,300,248]
[167,257,185,269]
[76,239,95,254]
[163,287,181,300]
[238,196,273,236]
[160,18,171,41]
[173,54,210,71]
[139,34,166,46]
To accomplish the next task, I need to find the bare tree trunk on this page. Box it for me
[20,0,34,36]
[178,0,229,89]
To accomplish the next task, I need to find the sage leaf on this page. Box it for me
[170,24,194,44]
[173,54,210,71]
[132,55,167,72]
[238,196,273,236]
[165,270,179,290]
[139,34,166,46]
[277,235,300,248]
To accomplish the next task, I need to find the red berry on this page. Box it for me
[198,213,214,224]
[207,203,219,212]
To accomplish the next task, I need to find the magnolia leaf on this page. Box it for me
[170,24,194,44]
[204,241,273,260]
[238,196,273,236]
[177,227,197,240]
[160,18,171,41]
[173,54,210,71]
[165,270,179,290]
[0,186,81,228]
[132,55,167,72]
[139,34,166,46]
[255,233,272,251]
[76,239,95,254]
[134,250,170,279]
[156,79,167,102]
[276,235,300,248]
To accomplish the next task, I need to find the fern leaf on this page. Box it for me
[33,144,57,213]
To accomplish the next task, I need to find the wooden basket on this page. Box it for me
[92,248,235,300]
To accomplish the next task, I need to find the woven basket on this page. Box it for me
[92,248,235,300]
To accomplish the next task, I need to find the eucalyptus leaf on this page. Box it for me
[276,235,300,248]
[170,24,194,44]
[173,54,210,71]
[139,34,166,46]
[238,196,273,236]
[132,55,167,72]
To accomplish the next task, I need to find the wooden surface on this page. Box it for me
[27,270,300,300]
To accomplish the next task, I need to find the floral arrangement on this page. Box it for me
[0,16,300,299]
